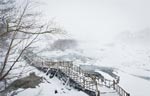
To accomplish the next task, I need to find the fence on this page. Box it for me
[46,61,98,92]
[114,84,130,96]
[23,54,130,96]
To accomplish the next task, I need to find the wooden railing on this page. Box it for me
[114,84,130,96]
[23,53,130,96]
[45,61,98,92]
[24,55,98,92]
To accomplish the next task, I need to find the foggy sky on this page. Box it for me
[37,0,150,44]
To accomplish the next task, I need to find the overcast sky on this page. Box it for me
[36,0,150,44]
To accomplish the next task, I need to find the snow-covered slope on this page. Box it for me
[30,33,150,96]
[14,67,89,96]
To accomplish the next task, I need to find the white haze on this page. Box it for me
[36,0,150,44]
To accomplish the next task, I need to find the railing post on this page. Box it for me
[83,77,85,89]
[113,80,115,90]
[96,90,100,96]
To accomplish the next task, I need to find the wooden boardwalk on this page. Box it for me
[23,53,130,96]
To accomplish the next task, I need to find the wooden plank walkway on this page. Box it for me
[23,53,130,96]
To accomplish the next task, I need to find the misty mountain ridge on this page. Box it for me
[116,28,150,47]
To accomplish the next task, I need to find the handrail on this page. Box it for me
[114,84,130,96]
[23,52,130,96]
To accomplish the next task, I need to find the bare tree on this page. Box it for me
[0,0,62,82]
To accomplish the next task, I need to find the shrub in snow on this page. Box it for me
[55,90,58,94]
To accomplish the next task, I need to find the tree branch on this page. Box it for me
[0,34,39,81]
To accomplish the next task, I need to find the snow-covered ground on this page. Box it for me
[14,69,88,96]
[78,41,150,96]
[29,37,150,96]
[117,69,150,96]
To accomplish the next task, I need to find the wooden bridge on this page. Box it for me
[23,52,130,96]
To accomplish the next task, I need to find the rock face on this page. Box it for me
[7,72,43,91]
[0,72,43,96]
